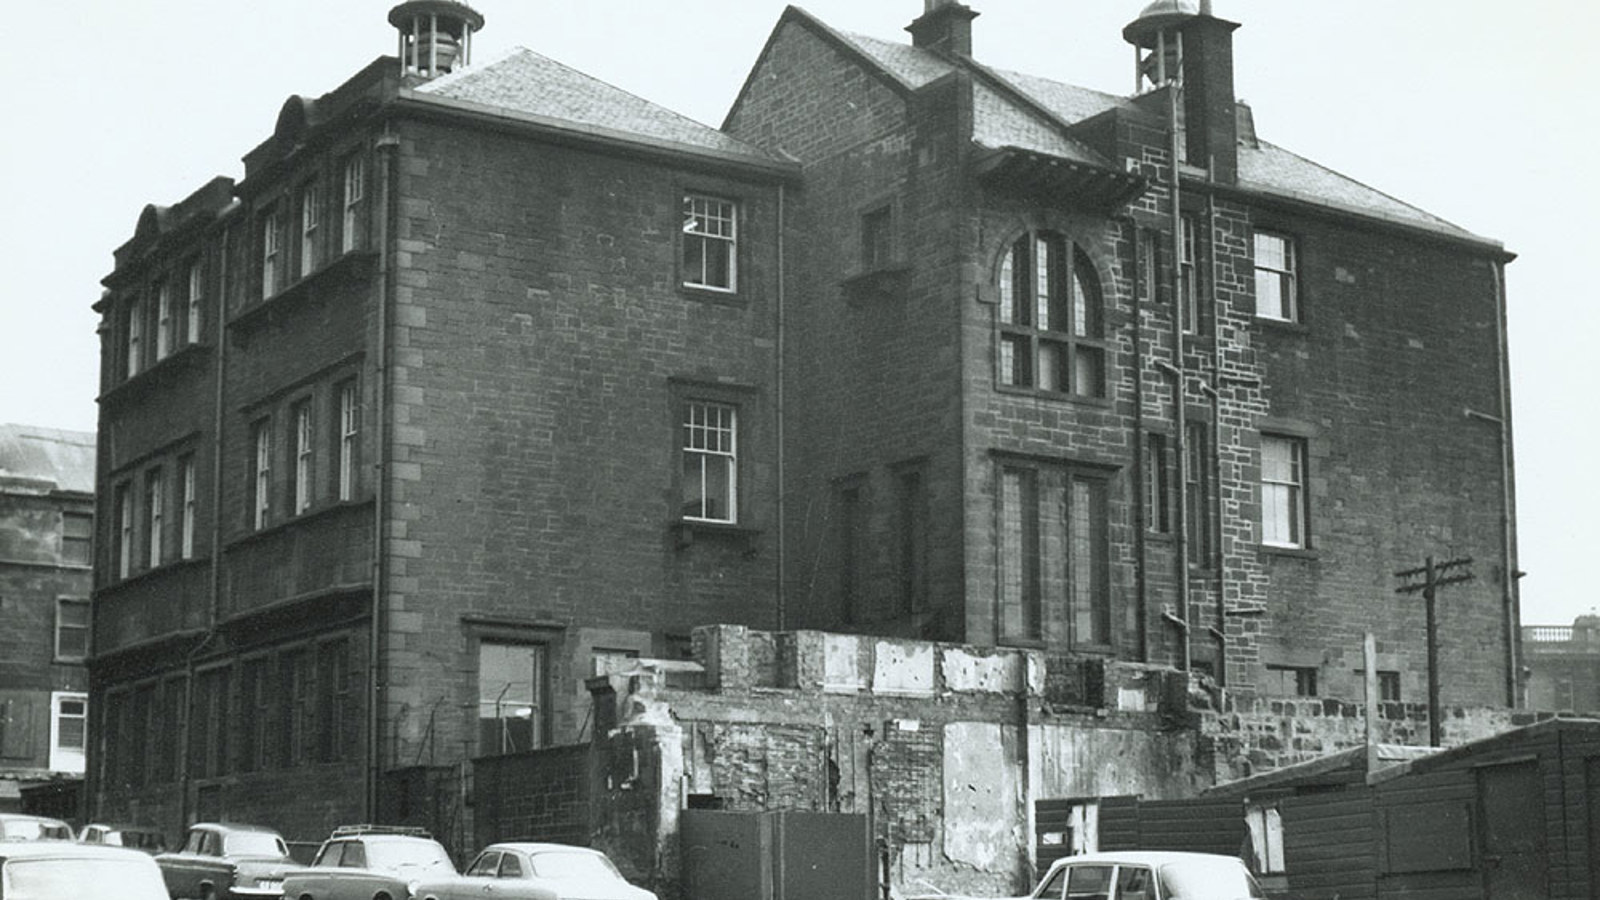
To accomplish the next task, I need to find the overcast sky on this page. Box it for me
[2,1,1593,626]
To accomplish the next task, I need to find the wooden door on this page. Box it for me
[1477,760,1546,899]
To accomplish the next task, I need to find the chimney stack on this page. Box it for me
[906,0,979,58]
[389,0,485,80]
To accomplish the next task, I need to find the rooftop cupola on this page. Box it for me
[1124,0,1200,93]
[907,0,979,58]
[389,0,484,80]
[1123,0,1240,184]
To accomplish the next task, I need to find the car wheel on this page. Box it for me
[374,894,392,900]
[198,885,216,900]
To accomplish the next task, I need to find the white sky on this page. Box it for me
[2,1,1593,625]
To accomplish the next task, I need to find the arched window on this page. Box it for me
[997,232,1107,398]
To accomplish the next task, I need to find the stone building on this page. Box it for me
[0,424,94,817]
[731,0,1518,707]
[88,0,1519,862]
[1522,616,1600,713]
[90,1,790,839]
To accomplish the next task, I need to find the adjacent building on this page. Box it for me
[1523,617,1600,713]
[89,0,1520,853]
[729,0,1517,705]
[0,424,93,817]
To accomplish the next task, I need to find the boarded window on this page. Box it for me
[1378,801,1473,873]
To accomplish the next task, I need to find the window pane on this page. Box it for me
[999,468,1040,640]
[1069,478,1108,645]
[700,455,732,520]
[1065,865,1113,893]
[1000,334,1031,387]
[1035,236,1052,330]
[1255,269,1285,319]
[998,245,1016,324]
[1072,346,1103,397]
[1038,340,1064,393]
[703,239,732,289]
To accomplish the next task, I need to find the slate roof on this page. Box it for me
[820,21,1488,244]
[412,46,786,165]
[0,425,95,494]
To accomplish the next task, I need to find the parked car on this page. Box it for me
[79,821,170,854]
[0,840,170,900]
[281,825,456,900]
[155,822,295,899]
[411,843,656,900]
[1019,851,1266,900]
[0,813,73,841]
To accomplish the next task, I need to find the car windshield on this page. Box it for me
[367,841,454,873]
[1159,860,1266,899]
[527,850,623,881]
[223,832,287,857]
[3,858,168,900]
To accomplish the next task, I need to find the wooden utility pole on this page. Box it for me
[1395,556,1474,747]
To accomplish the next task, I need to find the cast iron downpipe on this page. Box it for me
[368,124,400,821]
[1166,75,1192,676]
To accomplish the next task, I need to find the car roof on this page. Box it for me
[85,823,163,832]
[189,822,281,834]
[0,842,157,861]
[484,843,606,856]
[333,834,440,844]
[1044,851,1245,868]
[0,814,69,824]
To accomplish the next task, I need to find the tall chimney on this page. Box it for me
[1181,13,1240,183]
[906,0,979,58]
[389,0,485,80]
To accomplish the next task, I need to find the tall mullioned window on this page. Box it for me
[300,182,321,277]
[261,208,281,298]
[115,482,133,580]
[1179,216,1199,332]
[337,380,358,501]
[124,299,143,379]
[682,194,737,291]
[186,259,203,344]
[251,419,272,530]
[144,468,163,569]
[342,154,365,253]
[292,401,313,515]
[1185,422,1211,564]
[1144,432,1170,534]
[155,280,173,361]
[998,463,1110,647]
[997,232,1106,397]
[179,454,196,559]
[681,401,737,523]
